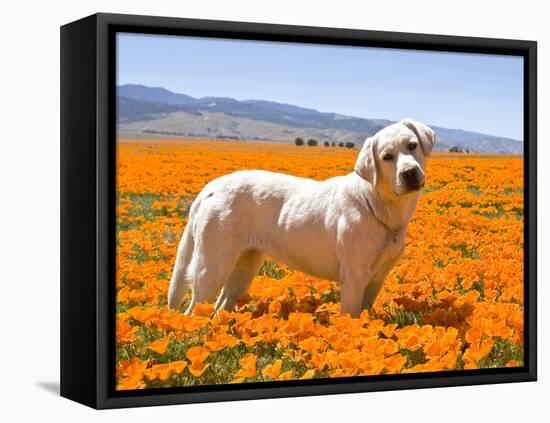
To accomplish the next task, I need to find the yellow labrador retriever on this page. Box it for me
[168,118,435,317]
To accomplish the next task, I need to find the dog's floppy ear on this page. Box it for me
[354,136,378,185]
[401,118,436,157]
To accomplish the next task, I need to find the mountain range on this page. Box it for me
[117,84,523,154]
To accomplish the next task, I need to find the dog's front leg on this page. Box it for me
[336,233,376,318]
[340,269,373,318]
[361,277,385,311]
[361,248,404,310]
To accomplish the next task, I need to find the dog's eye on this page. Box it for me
[408,142,418,151]
[382,153,393,161]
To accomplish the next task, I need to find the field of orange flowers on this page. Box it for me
[115,139,524,390]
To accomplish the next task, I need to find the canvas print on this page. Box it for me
[115,33,524,390]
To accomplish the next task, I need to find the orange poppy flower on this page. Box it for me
[186,346,210,363]
[193,302,216,317]
[147,336,171,355]
[299,369,316,379]
[262,359,282,379]
[188,360,210,378]
[235,354,257,378]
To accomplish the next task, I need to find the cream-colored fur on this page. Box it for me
[168,118,435,317]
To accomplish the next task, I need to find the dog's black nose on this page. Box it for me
[401,167,418,181]
[401,167,423,190]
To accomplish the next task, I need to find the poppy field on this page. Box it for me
[115,139,524,390]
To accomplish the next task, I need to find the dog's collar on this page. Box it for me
[354,170,402,242]
[363,194,401,243]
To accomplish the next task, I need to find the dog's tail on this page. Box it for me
[167,222,195,310]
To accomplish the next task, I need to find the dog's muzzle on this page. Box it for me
[400,167,424,191]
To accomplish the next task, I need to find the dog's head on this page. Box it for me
[354,118,435,197]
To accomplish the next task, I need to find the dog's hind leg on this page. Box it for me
[214,250,263,311]
[168,193,205,311]
[167,225,195,310]
[183,239,244,315]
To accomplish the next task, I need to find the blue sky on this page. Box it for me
[117,33,524,140]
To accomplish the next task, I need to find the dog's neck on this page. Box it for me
[350,173,421,235]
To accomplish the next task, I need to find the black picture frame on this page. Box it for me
[60,12,537,409]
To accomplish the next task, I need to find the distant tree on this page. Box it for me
[331,142,336,147]
[294,137,305,146]
[307,138,318,146]
[338,142,344,148]
[345,142,355,149]
[449,146,463,153]
[465,149,470,153]
[324,141,330,147]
